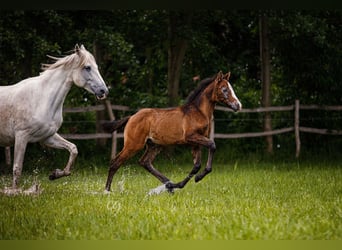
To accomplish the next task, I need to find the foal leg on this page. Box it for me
[186,134,216,183]
[106,129,147,192]
[195,142,216,182]
[105,151,128,192]
[105,146,142,192]
[166,146,202,190]
[139,141,170,184]
[42,133,78,180]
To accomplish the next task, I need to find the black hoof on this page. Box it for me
[49,173,57,180]
[49,169,63,181]
[165,181,175,194]
[194,175,202,182]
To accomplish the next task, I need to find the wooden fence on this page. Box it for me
[212,100,342,157]
[3,99,342,166]
[60,100,130,159]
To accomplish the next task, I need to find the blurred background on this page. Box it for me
[0,10,341,170]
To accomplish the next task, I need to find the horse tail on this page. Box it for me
[102,116,131,133]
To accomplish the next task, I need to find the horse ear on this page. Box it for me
[224,72,231,80]
[80,44,86,50]
[75,44,80,54]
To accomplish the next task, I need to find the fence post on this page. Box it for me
[104,100,117,159]
[96,103,107,147]
[295,99,301,158]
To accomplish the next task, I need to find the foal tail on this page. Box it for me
[102,116,131,133]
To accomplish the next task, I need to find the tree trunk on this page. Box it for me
[167,11,192,107]
[259,14,273,154]
[93,41,107,147]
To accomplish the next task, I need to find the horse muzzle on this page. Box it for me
[95,87,109,100]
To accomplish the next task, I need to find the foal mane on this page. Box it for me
[184,75,216,105]
[41,47,94,72]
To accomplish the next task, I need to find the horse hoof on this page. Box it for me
[49,169,63,180]
[23,183,42,195]
[49,173,57,180]
[1,187,22,195]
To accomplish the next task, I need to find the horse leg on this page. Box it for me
[42,133,78,180]
[139,140,171,184]
[166,146,202,190]
[186,134,216,183]
[10,134,29,191]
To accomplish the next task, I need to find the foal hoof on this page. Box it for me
[165,182,175,194]
[194,175,201,182]
[167,188,174,194]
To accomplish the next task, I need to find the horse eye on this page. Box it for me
[84,66,91,72]
[222,87,228,93]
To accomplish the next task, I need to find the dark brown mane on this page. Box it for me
[184,75,215,105]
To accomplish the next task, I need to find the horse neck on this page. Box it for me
[38,68,73,114]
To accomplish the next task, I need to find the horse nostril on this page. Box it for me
[236,103,242,111]
[231,102,241,112]
[99,89,108,96]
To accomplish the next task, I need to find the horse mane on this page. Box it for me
[184,75,216,105]
[41,47,94,72]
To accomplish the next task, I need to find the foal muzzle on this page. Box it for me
[230,102,242,112]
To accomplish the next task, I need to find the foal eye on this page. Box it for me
[84,66,91,72]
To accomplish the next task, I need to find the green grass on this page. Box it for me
[0,161,341,239]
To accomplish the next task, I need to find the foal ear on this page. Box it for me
[224,72,231,80]
[216,71,223,81]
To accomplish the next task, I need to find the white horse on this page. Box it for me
[0,44,108,194]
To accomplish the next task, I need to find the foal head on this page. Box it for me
[212,71,242,112]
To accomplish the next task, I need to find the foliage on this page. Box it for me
[269,10,342,105]
[0,10,341,157]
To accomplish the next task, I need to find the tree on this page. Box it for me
[259,13,273,154]
[1,10,341,158]
[167,11,193,106]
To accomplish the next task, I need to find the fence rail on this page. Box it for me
[212,100,342,157]
[3,100,342,166]
[61,101,129,158]
[213,127,295,139]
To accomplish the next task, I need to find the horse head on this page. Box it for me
[72,44,109,100]
[213,71,242,112]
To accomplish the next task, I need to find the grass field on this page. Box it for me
[0,160,341,240]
